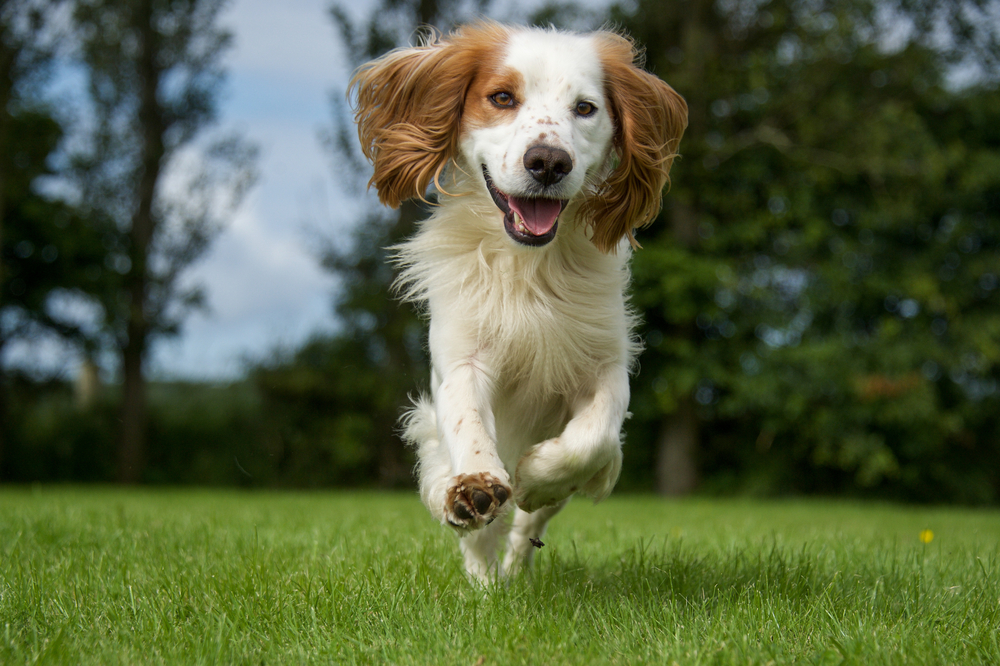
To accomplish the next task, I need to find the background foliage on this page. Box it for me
[614,0,1000,503]
[2,0,998,503]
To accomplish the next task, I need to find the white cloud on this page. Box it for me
[148,0,356,380]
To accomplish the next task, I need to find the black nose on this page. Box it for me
[523,145,573,186]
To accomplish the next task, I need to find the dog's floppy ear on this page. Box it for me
[584,33,688,254]
[350,26,495,208]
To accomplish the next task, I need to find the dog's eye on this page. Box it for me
[490,92,515,107]
[575,101,597,117]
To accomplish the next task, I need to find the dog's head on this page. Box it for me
[351,22,688,253]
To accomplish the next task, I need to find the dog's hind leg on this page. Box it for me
[460,517,509,584]
[501,501,567,577]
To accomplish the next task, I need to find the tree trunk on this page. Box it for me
[656,397,699,495]
[0,168,6,476]
[650,0,714,498]
[118,333,146,482]
[657,195,702,495]
[118,0,164,483]
[0,19,12,477]
[75,357,101,410]
[0,339,6,478]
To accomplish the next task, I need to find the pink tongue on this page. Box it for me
[509,197,562,235]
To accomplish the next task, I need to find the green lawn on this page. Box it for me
[1,487,998,665]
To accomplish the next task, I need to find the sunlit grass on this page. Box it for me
[1,487,998,664]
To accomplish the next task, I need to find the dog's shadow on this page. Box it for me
[507,537,914,615]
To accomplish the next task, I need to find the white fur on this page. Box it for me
[388,27,643,583]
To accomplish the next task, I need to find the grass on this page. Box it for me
[1,487,998,665]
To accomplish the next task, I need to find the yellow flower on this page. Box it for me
[919,529,934,544]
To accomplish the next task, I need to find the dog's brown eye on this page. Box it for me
[490,92,515,107]
[575,101,596,117]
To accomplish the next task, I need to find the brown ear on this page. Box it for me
[350,24,506,208]
[584,33,688,253]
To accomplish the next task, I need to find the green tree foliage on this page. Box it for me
[0,109,107,356]
[2,378,270,485]
[71,0,256,482]
[252,333,424,487]
[613,0,1000,501]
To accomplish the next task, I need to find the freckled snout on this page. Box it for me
[523,145,573,187]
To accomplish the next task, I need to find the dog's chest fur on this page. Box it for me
[396,199,639,401]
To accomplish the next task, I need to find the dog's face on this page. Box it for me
[351,22,688,253]
[459,31,617,247]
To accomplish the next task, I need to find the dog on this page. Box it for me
[351,21,687,582]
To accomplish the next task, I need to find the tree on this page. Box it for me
[72,0,255,482]
[0,0,53,310]
[611,0,1000,501]
[0,0,109,472]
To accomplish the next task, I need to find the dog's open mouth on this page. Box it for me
[482,166,566,247]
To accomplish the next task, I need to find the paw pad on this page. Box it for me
[444,472,511,531]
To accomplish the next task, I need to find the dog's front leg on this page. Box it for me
[514,363,628,513]
[431,356,513,533]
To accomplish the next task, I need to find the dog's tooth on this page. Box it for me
[515,213,527,233]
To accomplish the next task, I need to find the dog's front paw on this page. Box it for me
[444,472,512,531]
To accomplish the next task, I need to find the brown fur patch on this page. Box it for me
[350,22,513,207]
[463,65,523,132]
[583,32,688,253]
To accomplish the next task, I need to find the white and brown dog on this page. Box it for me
[351,21,687,582]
